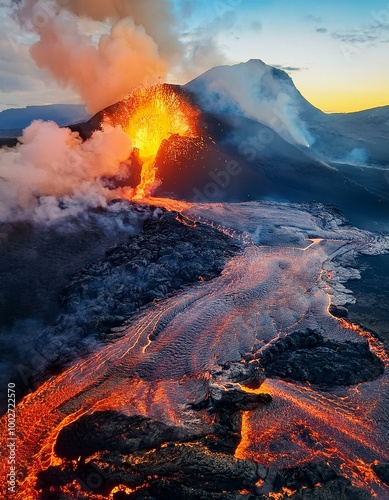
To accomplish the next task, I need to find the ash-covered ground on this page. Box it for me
[0,198,388,500]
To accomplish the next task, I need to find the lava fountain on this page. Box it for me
[110,85,200,200]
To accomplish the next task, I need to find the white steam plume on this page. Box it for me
[0,120,133,223]
[186,60,314,147]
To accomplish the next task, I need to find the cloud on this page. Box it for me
[330,11,389,46]
[0,7,81,109]
[61,0,182,65]
[331,28,381,44]
[273,65,306,72]
[305,8,389,48]
[12,1,174,113]
[1,0,233,111]
[304,13,328,36]
[176,11,234,82]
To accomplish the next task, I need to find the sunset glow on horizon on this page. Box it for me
[0,0,388,114]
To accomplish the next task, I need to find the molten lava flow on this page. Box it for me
[119,85,199,200]
[1,207,388,499]
[337,318,389,366]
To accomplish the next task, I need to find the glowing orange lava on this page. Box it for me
[1,212,388,499]
[234,289,389,498]
[109,485,135,498]
[117,85,199,200]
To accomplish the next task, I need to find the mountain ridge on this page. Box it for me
[0,103,90,133]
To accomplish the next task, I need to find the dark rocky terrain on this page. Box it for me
[0,204,241,406]
[347,255,389,350]
[35,361,373,500]
[259,329,384,386]
[1,201,387,499]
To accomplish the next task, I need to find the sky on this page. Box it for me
[0,0,388,113]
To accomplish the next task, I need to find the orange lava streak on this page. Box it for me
[0,305,186,500]
[236,378,389,496]
[235,383,274,460]
[235,295,389,496]
[118,85,199,199]
[337,318,389,367]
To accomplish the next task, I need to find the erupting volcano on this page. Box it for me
[1,39,389,500]
[109,85,200,200]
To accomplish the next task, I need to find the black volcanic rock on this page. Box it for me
[207,382,272,454]
[13,207,241,392]
[0,203,243,410]
[38,412,372,500]
[209,383,271,411]
[35,358,372,499]
[260,329,384,386]
[38,387,269,498]
[58,209,241,342]
[38,444,263,499]
[54,411,192,460]
[212,360,266,390]
[269,462,373,500]
[328,304,348,319]
[372,463,389,486]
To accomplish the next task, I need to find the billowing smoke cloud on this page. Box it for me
[14,0,179,113]
[58,0,183,65]
[0,120,133,223]
[0,0,243,227]
[0,0,188,224]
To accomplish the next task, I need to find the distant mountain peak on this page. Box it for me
[0,104,90,133]
[245,59,292,80]
[185,60,315,147]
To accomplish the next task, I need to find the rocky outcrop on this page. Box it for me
[328,304,349,319]
[54,412,194,461]
[260,329,384,386]
[37,370,272,499]
[270,462,373,500]
[37,415,373,500]
[207,381,272,454]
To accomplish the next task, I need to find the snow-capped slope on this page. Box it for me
[185,60,389,167]
[185,59,320,147]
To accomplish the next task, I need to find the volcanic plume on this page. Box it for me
[13,0,180,112]
[0,0,206,223]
